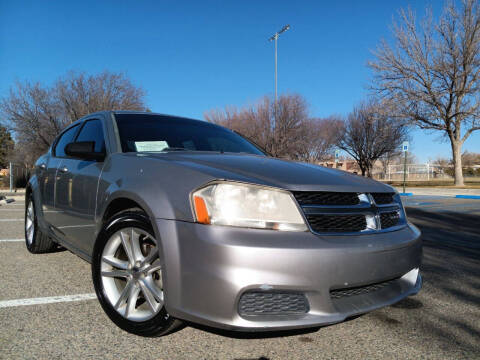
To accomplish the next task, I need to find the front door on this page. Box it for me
[41,124,80,226]
[53,119,106,256]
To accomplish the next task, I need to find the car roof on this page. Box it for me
[76,110,207,124]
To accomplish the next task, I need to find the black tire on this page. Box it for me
[92,209,182,337]
[25,195,57,254]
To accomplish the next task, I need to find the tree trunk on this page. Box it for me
[451,140,464,186]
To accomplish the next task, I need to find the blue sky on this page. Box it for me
[1,0,479,162]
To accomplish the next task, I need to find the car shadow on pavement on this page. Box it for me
[405,208,480,354]
[186,321,320,340]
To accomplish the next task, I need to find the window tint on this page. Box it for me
[76,120,105,153]
[115,114,264,156]
[54,125,79,157]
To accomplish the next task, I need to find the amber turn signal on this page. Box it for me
[193,196,210,224]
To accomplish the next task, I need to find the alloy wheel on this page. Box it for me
[101,227,164,321]
[25,201,35,245]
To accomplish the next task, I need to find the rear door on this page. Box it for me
[53,119,106,255]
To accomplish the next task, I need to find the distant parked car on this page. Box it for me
[25,111,422,336]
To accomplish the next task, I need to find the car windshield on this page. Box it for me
[115,114,265,156]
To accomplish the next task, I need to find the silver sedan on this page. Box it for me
[25,111,422,336]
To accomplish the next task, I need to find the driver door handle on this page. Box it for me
[59,166,69,173]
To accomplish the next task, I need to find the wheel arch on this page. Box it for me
[97,192,164,250]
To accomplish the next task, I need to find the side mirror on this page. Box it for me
[65,141,105,161]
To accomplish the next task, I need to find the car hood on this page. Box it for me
[138,152,394,193]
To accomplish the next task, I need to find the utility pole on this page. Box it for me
[9,162,13,192]
[402,142,409,194]
[268,24,290,133]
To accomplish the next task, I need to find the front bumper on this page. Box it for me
[155,219,422,331]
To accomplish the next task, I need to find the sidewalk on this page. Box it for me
[394,187,480,197]
[0,188,26,202]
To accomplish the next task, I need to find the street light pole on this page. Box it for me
[269,24,290,133]
[274,34,277,118]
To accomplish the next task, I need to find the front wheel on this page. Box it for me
[92,209,182,337]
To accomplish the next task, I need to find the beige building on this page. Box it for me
[318,160,360,173]
[318,159,386,178]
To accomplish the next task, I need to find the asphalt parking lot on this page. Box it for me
[0,196,479,359]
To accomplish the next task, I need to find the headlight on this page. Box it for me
[191,182,307,231]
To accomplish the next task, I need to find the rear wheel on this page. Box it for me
[92,209,182,336]
[25,195,56,253]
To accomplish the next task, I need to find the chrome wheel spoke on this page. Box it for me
[139,280,160,313]
[144,259,162,275]
[130,228,144,262]
[101,270,130,278]
[125,285,140,319]
[114,280,133,309]
[120,231,134,264]
[141,248,159,267]
[102,255,128,270]
[142,277,163,303]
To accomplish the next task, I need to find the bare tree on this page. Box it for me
[337,100,409,177]
[295,116,343,162]
[369,0,480,186]
[55,71,146,122]
[0,71,147,163]
[204,94,341,161]
[0,125,14,168]
[379,151,401,180]
[433,156,452,168]
[462,150,480,166]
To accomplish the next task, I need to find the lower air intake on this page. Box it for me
[330,278,398,299]
[239,292,309,316]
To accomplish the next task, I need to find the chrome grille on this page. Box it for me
[293,191,405,234]
[238,292,309,316]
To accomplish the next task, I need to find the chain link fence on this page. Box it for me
[381,164,451,181]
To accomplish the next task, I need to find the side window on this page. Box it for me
[75,119,105,153]
[54,125,79,157]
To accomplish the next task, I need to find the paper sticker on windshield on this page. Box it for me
[134,141,169,152]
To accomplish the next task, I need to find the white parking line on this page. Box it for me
[0,239,24,242]
[0,209,56,212]
[0,294,97,308]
